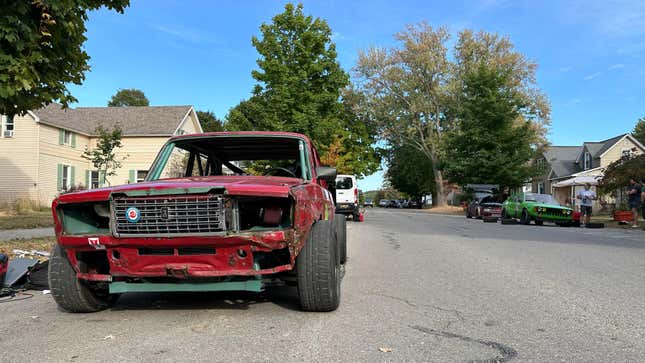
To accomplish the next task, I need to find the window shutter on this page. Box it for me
[71,133,76,148]
[57,164,63,191]
[59,130,64,145]
[70,166,76,186]
[86,170,90,189]
[99,171,106,186]
[129,170,136,183]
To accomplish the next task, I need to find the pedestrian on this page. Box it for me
[627,178,641,228]
[576,183,597,226]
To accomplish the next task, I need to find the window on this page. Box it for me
[90,171,100,189]
[62,165,71,191]
[63,130,72,145]
[537,182,545,194]
[336,177,354,190]
[621,149,632,158]
[583,152,592,170]
[2,115,14,138]
[130,170,149,183]
[536,158,544,167]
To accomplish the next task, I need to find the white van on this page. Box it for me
[335,175,360,219]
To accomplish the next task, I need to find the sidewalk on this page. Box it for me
[0,227,54,241]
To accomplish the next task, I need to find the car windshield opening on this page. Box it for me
[148,136,307,180]
[524,193,559,205]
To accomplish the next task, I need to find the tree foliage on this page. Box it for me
[81,125,127,186]
[0,0,129,116]
[598,154,645,194]
[353,24,550,205]
[385,143,435,199]
[197,110,224,132]
[225,3,379,178]
[107,89,149,107]
[633,117,645,146]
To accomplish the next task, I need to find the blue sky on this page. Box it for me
[70,0,645,191]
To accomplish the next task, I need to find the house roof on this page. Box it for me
[577,134,627,161]
[542,146,582,179]
[32,103,193,136]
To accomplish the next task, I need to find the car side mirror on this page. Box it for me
[316,166,336,181]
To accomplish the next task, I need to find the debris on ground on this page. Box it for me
[0,237,55,260]
[378,347,393,353]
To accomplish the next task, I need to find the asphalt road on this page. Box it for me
[2,209,645,362]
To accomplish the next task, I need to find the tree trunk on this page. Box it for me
[429,154,447,207]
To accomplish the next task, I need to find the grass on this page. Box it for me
[0,236,56,259]
[0,210,54,230]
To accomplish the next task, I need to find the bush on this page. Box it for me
[14,198,46,215]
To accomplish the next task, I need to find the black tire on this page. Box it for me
[334,214,347,265]
[520,209,531,225]
[501,218,516,225]
[48,245,115,313]
[501,208,507,219]
[483,217,497,223]
[466,210,472,219]
[586,222,605,229]
[534,220,544,226]
[296,220,341,312]
[352,210,361,222]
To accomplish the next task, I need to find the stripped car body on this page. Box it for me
[50,132,343,312]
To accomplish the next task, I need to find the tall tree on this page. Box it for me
[226,3,378,177]
[386,143,435,199]
[0,1,129,116]
[354,23,452,205]
[197,111,224,132]
[81,125,127,186]
[633,117,645,146]
[107,89,149,107]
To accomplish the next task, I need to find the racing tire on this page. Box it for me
[48,245,116,313]
[483,217,498,223]
[501,208,508,219]
[297,220,341,312]
[556,222,571,227]
[585,222,605,229]
[501,218,516,225]
[534,220,544,226]
[334,214,347,265]
[520,209,531,225]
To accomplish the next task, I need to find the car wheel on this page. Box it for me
[534,220,544,226]
[334,214,347,265]
[352,210,361,222]
[466,210,472,218]
[501,208,507,219]
[296,220,341,312]
[48,245,116,313]
[520,209,531,225]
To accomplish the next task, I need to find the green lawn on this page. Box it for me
[0,211,54,230]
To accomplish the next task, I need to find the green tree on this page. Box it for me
[107,89,149,107]
[226,3,378,177]
[197,111,224,132]
[385,143,435,200]
[81,125,127,186]
[598,154,645,195]
[633,117,645,146]
[0,1,129,116]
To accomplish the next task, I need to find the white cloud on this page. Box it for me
[565,0,645,37]
[331,32,345,41]
[608,63,625,69]
[583,72,602,80]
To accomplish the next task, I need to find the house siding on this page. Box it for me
[0,113,40,203]
[600,137,644,168]
[106,137,169,186]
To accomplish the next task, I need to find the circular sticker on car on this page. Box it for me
[125,207,141,223]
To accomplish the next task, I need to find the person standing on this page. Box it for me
[576,183,597,226]
[627,178,641,228]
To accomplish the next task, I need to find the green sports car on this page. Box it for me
[502,192,573,226]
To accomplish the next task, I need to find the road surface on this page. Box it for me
[1,209,644,362]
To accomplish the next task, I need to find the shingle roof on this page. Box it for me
[32,103,192,136]
[543,146,581,163]
[594,134,627,157]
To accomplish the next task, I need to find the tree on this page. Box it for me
[225,3,378,177]
[354,23,452,205]
[441,64,540,190]
[81,125,127,186]
[107,89,149,107]
[598,154,645,195]
[385,143,435,199]
[197,111,224,132]
[633,117,645,146]
[0,1,129,116]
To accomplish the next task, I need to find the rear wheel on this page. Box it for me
[534,220,544,226]
[520,209,531,225]
[48,245,116,313]
[501,208,507,219]
[334,214,347,265]
[296,220,341,312]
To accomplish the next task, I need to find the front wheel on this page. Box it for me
[520,209,531,225]
[48,245,116,313]
[334,214,347,265]
[501,208,507,219]
[296,220,341,312]
[534,220,544,226]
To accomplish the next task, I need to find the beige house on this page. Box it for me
[531,133,645,209]
[0,103,202,206]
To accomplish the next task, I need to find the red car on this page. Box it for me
[49,132,345,313]
[466,195,503,220]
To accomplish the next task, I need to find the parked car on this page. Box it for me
[49,132,345,313]
[408,200,420,209]
[502,192,573,226]
[466,195,502,220]
[364,199,374,208]
[378,199,390,207]
[335,174,360,220]
[388,200,402,208]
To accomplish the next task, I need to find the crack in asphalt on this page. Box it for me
[410,325,518,363]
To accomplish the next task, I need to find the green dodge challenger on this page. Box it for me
[502,192,573,226]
